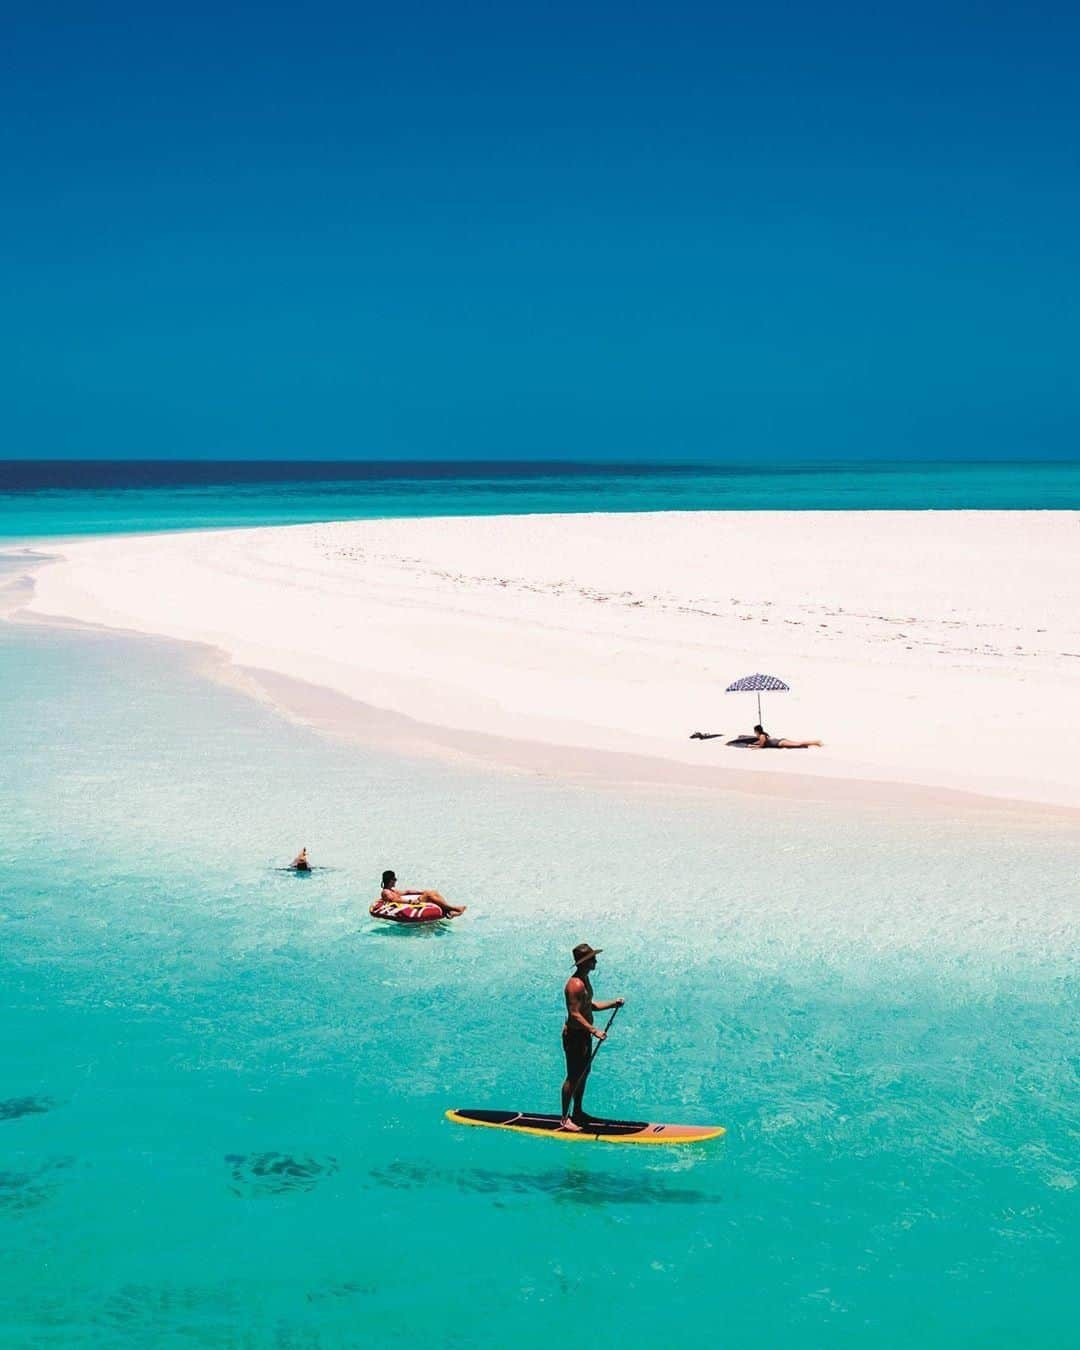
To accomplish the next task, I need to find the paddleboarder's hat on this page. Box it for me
[572,942,602,968]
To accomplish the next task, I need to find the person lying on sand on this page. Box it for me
[380,870,466,917]
[750,723,823,749]
[289,848,311,871]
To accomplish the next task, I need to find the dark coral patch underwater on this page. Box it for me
[0,1095,54,1122]
[0,1157,73,1213]
[225,1152,340,1197]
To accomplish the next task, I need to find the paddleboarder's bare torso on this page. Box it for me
[563,973,595,1038]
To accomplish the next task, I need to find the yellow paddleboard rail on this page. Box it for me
[445,1108,725,1145]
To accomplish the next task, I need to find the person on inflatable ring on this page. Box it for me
[380,870,465,918]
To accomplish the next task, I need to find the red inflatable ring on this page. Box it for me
[369,897,445,925]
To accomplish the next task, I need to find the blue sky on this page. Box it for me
[3,1,1078,460]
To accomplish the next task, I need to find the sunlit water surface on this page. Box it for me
[1,617,1076,1347]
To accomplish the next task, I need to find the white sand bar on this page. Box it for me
[21,511,1080,809]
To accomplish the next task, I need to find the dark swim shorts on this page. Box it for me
[562,1026,591,1081]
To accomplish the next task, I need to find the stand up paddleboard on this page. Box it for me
[446,1108,724,1145]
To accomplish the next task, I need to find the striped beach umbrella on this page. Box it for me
[725,672,790,725]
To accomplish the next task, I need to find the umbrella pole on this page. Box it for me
[757,691,762,724]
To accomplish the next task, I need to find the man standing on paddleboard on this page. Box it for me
[561,943,624,1132]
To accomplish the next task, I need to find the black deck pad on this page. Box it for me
[454,1109,652,1136]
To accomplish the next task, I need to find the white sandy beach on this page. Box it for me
[17,511,1080,810]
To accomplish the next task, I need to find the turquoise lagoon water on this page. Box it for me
[3,458,1080,543]
[1,610,1077,1346]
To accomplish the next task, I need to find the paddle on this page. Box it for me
[566,1003,622,1131]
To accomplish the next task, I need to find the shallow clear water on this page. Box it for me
[1,615,1077,1346]
[3,458,1080,543]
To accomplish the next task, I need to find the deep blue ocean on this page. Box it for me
[2,459,1079,542]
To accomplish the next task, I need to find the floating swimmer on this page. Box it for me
[289,848,311,872]
[379,870,465,918]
